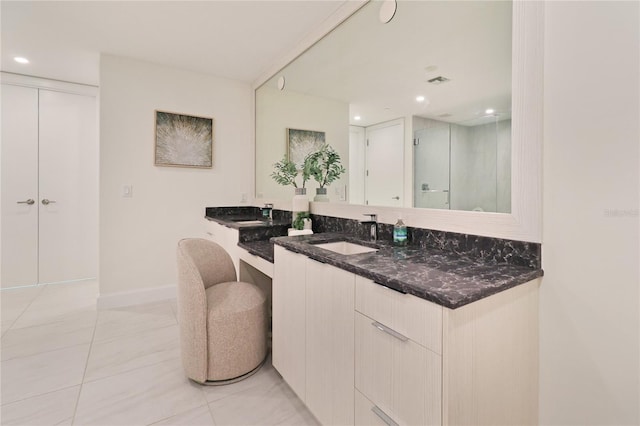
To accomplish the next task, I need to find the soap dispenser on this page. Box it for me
[393,216,408,246]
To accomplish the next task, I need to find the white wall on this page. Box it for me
[541,2,639,425]
[99,55,253,300]
[255,85,349,202]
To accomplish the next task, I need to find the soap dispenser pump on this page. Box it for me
[393,216,408,246]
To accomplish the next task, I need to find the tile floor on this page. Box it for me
[0,280,319,426]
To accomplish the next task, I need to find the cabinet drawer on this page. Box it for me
[204,219,222,241]
[355,389,393,426]
[355,311,442,426]
[355,275,442,354]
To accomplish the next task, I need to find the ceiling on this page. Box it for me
[1,1,347,86]
[260,0,512,127]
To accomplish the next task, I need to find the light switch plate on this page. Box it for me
[122,185,133,198]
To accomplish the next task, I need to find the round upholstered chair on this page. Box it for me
[176,238,267,384]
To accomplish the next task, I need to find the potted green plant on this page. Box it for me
[271,156,313,228]
[270,156,311,191]
[306,144,346,202]
[292,211,311,230]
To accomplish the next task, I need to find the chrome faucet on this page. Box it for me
[361,213,378,241]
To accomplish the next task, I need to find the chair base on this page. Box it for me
[190,353,269,386]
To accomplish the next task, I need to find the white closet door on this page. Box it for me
[38,90,97,284]
[1,84,39,288]
[365,119,404,207]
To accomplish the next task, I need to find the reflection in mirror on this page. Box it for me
[412,116,511,212]
[255,0,512,213]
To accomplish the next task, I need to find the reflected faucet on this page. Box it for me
[361,213,378,241]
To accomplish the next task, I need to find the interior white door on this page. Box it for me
[1,84,39,288]
[38,90,97,284]
[365,119,404,207]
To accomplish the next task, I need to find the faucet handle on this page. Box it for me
[362,213,377,222]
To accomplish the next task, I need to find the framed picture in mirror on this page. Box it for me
[287,128,325,168]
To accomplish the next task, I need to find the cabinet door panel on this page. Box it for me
[306,259,355,426]
[273,246,306,401]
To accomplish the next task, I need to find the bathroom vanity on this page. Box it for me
[272,234,541,426]
[204,208,542,426]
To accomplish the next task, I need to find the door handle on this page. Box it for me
[371,321,409,342]
[371,405,399,426]
[391,196,400,200]
[41,199,56,205]
[17,199,35,205]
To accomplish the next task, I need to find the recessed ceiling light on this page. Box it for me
[485,108,495,114]
[354,116,361,121]
[14,57,29,64]
[416,96,426,103]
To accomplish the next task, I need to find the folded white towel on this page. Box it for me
[288,229,314,236]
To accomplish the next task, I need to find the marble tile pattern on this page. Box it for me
[272,233,543,309]
[1,280,318,426]
[310,213,541,269]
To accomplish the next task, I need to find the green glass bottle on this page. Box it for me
[393,217,407,246]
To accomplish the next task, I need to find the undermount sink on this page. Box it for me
[235,220,265,225]
[314,241,378,255]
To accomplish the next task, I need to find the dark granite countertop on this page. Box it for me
[238,240,275,263]
[205,215,291,230]
[272,233,543,310]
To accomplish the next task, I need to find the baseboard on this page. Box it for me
[97,285,176,310]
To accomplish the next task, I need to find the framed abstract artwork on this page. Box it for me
[287,128,325,168]
[155,110,213,168]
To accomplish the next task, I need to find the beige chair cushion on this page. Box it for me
[205,281,267,381]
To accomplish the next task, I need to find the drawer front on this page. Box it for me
[355,276,443,354]
[356,311,441,426]
[393,337,442,426]
[355,311,393,413]
[355,389,394,426]
[204,219,222,242]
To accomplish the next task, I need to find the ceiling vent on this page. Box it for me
[427,76,450,85]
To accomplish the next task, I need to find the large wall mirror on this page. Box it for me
[255,0,542,242]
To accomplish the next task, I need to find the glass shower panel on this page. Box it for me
[413,125,450,209]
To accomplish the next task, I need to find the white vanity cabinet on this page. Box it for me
[273,245,356,425]
[273,244,540,426]
[354,276,442,426]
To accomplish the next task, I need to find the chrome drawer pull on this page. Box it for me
[371,405,399,426]
[371,321,408,342]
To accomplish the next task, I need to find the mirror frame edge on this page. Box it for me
[252,1,543,244]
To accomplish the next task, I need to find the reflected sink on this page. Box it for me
[235,220,265,225]
[314,241,378,255]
